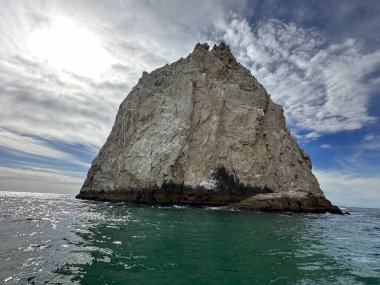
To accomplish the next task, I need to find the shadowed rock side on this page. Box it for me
[77,43,342,214]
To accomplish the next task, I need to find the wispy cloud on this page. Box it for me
[329,132,380,176]
[359,133,380,150]
[0,165,83,194]
[315,169,380,208]
[320,144,332,149]
[212,16,380,138]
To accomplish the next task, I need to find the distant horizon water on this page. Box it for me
[0,190,378,210]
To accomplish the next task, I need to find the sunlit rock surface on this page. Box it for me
[77,43,342,214]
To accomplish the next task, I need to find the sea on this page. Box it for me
[0,191,379,285]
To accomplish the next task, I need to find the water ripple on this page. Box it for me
[0,191,379,284]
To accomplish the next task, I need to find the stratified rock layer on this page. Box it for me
[77,43,342,214]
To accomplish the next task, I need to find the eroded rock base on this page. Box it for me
[76,187,343,214]
[76,181,272,205]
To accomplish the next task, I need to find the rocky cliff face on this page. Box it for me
[77,43,342,214]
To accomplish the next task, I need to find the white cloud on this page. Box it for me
[363,134,375,141]
[359,134,380,150]
[27,16,114,78]
[0,166,83,194]
[212,16,380,138]
[315,169,380,208]
[320,144,332,149]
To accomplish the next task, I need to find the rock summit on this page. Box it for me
[77,43,342,214]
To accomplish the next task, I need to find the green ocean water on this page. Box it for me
[0,192,379,284]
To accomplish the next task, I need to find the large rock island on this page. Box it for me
[77,43,342,214]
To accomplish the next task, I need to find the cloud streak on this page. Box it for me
[315,169,380,208]
[0,165,83,194]
[0,128,89,167]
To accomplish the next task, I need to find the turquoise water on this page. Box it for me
[0,192,379,284]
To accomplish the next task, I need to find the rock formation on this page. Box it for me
[77,43,342,214]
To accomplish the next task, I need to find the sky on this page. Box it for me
[0,0,379,208]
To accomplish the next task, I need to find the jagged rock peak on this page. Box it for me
[191,42,241,69]
[77,42,342,214]
[193,42,210,51]
[193,41,232,54]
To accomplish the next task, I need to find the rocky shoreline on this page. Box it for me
[76,188,343,214]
